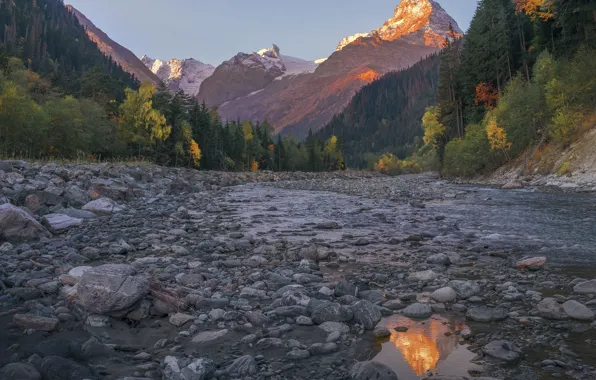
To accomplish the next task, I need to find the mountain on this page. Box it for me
[141,56,215,96]
[197,45,320,107]
[212,0,460,137]
[315,54,440,167]
[67,5,159,85]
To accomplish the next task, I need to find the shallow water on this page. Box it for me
[372,314,478,379]
[432,186,596,266]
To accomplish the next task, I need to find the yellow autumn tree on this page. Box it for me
[486,117,511,159]
[119,82,171,155]
[514,0,555,20]
[189,139,201,166]
[176,120,201,167]
[250,159,259,172]
[422,106,446,148]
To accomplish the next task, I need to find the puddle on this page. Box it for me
[372,314,479,379]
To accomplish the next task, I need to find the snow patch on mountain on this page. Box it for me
[140,56,215,96]
[336,0,462,51]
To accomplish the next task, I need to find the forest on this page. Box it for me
[0,0,344,172]
[420,0,596,177]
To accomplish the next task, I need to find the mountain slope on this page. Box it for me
[67,5,159,85]
[197,45,320,106]
[214,0,459,137]
[141,56,215,96]
[315,54,440,167]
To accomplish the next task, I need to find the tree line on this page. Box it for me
[421,0,596,177]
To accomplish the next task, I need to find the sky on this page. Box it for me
[67,0,479,65]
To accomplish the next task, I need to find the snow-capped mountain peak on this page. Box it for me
[336,0,462,51]
[141,56,215,96]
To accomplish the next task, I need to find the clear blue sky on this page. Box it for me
[67,0,479,65]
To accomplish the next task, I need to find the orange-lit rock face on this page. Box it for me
[357,69,380,82]
[378,0,434,42]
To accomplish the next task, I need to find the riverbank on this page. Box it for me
[1,161,596,380]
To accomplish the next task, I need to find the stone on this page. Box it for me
[408,270,438,282]
[448,280,481,299]
[431,287,457,303]
[24,194,42,213]
[163,356,216,380]
[516,256,547,270]
[82,197,125,214]
[502,180,524,190]
[382,299,405,310]
[359,290,386,304]
[335,279,358,297]
[427,253,451,265]
[483,340,522,363]
[13,314,59,332]
[350,361,398,380]
[466,307,508,322]
[402,303,433,319]
[275,305,308,317]
[573,280,596,294]
[225,355,257,376]
[296,316,314,325]
[0,203,50,242]
[169,313,195,326]
[77,264,149,314]
[316,221,340,229]
[310,301,353,324]
[351,300,382,330]
[42,214,83,234]
[562,300,595,321]
[0,363,41,380]
[286,350,311,360]
[374,327,391,338]
[309,342,338,355]
[38,356,94,380]
[61,208,97,219]
[191,329,228,343]
[536,298,564,320]
[318,321,350,334]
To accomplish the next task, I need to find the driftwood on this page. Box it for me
[149,280,188,311]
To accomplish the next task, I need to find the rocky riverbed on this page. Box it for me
[1,161,596,380]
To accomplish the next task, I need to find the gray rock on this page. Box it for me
[562,300,595,321]
[351,300,382,329]
[191,329,228,343]
[536,298,564,320]
[225,355,257,376]
[296,316,314,325]
[402,303,433,319]
[169,313,195,326]
[39,356,95,380]
[60,208,97,219]
[335,279,358,297]
[408,270,438,282]
[483,340,522,363]
[573,280,596,294]
[13,314,59,332]
[359,290,385,304]
[350,361,398,380]
[0,363,41,380]
[77,264,149,314]
[286,350,310,360]
[373,327,391,338]
[466,307,508,322]
[309,342,338,355]
[382,299,406,310]
[427,253,451,265]
[163,356,216,380]
[448,280,481,299]
[431,287,457,303]
[310,300,353,324]
[318,321,350,334]
[275,305,308,317]
[82,197,125,214]
[0,203,50,242]
[41,214,82,234]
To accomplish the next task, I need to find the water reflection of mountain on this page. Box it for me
[380,315,467,376]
